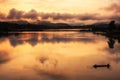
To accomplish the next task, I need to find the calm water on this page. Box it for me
[0,31,120,80]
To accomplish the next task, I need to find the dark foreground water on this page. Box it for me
[0,31,120,80]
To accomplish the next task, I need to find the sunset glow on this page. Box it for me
[0,0,120,24]
[0,32,120,80]
[0,0,117,13]
[0,1,120,80]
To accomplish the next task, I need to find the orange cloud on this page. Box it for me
[0,0,7,3]
[0,12,5,19]
[105,3,120,13]
[104,3,120,22]
[0,7,119,24]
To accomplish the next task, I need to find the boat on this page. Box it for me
[93,64,110,69]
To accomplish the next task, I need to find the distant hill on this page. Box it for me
[0,21,120,32]
[0,21,72,32]
[6,20,30,24]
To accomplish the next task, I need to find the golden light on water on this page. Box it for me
[0,0,120,79]
[0,32,120,80]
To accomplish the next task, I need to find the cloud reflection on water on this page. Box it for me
[0,32,97,47]
[0,32,120,80]
[0,51,11,64]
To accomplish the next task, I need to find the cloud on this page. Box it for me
[0,7,119,24]
[104,3,120,22]
[9,38,24,47]
[7,8,24,19]
[40,12,102,21]
[0,13,5,19]
[40,13,75,20]
[0,51,11,64]
[78,13,102,20]
[2,8,102,22]
[37,70,66,80]
[38,56,49,64]
[23,9,39,19]
[109,15,120,21]
[0,0,7,3]
[33,66,67,80]
[106,52,120,63]
[2,32,97,47]
[6,9,40,20]
[105,3,120,13]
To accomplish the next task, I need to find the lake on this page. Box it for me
[0,31,120,80]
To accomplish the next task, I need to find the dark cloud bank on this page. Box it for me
[0,3,120,24]
[0,8,102,21]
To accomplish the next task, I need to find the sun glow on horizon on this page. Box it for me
[0,0,119,24]
[0,0,114,14]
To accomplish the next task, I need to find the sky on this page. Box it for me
[0,0,120,24]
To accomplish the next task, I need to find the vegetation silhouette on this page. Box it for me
[108,20,116,31]
[0,20,119,49]
[0,21,83,32]
[90,20,120,49]
[0,20,119,32]
[91,20,120,32]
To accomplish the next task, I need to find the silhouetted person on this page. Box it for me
[108,38,115,49]
[108,20,116,31]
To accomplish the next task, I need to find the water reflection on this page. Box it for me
[92,31,120,65]
[108,38,115,49]
[0,31,120,80]
[92,31,120,49]
[0,51,11,64]
[0,32,96,47]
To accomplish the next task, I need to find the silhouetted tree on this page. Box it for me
[108,38,115,49]
[108,20,116,31]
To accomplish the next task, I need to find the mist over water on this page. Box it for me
[0,31,120,80]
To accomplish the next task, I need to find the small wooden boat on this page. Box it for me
[93,64,110,69]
